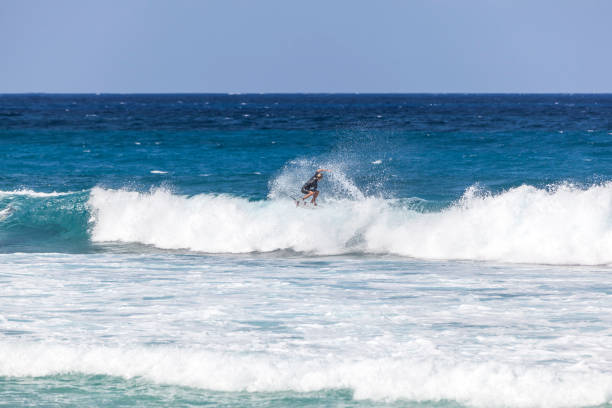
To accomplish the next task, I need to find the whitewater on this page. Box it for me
[1,250,611,408]
[84,181,612,265]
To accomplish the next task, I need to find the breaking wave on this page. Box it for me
[87,182,612,265]
[3,180,612,264]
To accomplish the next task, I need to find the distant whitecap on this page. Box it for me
[0,189,74,197]
[150,170,167,174]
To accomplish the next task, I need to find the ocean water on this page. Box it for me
[0,94,611,407]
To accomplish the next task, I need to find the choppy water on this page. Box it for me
[1,94,611,407]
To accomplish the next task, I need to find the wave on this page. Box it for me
[1,342,609,408]
[88,183,612,265]
[4,182,612,264]
[0,190,89,251]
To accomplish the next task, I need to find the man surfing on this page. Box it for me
[299,169,331,206]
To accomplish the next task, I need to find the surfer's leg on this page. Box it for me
[311,191,319,204]
[302,191,314,201]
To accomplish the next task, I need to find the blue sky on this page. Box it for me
[1,0,611,93]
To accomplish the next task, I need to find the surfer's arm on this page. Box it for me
[316,169,331,173]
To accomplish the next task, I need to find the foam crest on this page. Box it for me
[1,342,609,408]
[89,183,612,264]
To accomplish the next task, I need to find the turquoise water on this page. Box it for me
[1,375,468,408]
[1,94,611,407]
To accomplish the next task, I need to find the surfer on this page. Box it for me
[300,169,330,206]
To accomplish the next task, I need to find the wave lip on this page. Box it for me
[1,342,610,408]
[88,183,612,265]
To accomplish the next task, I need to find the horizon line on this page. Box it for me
[2,92,612,96]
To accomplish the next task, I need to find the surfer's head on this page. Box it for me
[316,173,323,179]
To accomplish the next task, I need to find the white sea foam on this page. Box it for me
[88,183,612,265]
[1,250,610,407]
[150,170,168,174]
[0,206,12,220]
[0,189,75,198]
[0,342,609,408]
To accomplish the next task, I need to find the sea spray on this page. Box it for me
[267,158,367,201]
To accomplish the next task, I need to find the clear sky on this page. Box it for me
[1,0,611,93]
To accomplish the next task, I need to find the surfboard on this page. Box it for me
[287,195,318,208]
[297,200,320,209]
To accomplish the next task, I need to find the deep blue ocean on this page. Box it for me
[1,94,611,407]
